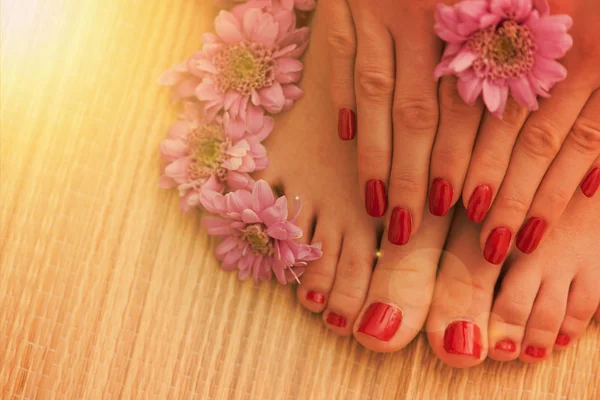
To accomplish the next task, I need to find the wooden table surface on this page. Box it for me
[1,0,599,398]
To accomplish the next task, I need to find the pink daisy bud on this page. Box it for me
[194,7,308,132]
[159,102,272,212]
[200,180,323,284]
[434,0,572,118]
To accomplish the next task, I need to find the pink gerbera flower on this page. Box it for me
[201,180,323,283]
[159,102,271,211]
[195,7,308,133]
[434,0,572,117]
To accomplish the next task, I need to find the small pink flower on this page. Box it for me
[201,180,323,283]
[434,0,572,118]
[195,7,308,133]
[159,102,272,211]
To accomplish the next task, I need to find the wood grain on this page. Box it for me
[1,0,599,398]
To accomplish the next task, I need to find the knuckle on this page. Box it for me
[494,193,530,215]
[499,99,528,127]
[356,68,395,99]
[434,146,469,171]
[393,98,438,133]
[569,117,600,154]
[541,189,570,209]
[519,122,564,161]
[439,78,470,114]
[388,171,423,195]
[358,145,389,170]
[326,29,356,59]
[475,148,508,174]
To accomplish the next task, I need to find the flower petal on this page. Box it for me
[482,80,503,114]
[457,74,483,105]
[509,77,539,111]
[252,180,275,212]
[449,50,478,73]
[215,11,244,44]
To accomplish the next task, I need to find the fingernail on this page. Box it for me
[484,227,512,265]
[326,312,347,328]
[388,207,412,245]
[525,346,546,358]
[467,185,493,223]
[358,302,402,341]
[443,321,482,358]
[306,291,325,304]
[495,339,516,352]
[516,217,547,254]
[555,333,571,346]
[581,168,600,198]
[365,179,388,218]
[338,108,357,141]
[429,178,454,217]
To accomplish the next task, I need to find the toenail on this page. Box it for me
[357,302,402,341]
[365,180,388,218]
[443,321,482,358]
[326,312,347,328]
[495,339,516,352]
[516,217,547,254]
[484,227,512,265]
[581,167,600,198]
[555,333,571,346]
[388,207,412,245]
[429,178,454,217]
[524,346,546,358]
[467,185,493,223]
[338,108,357,141]
[306,291,326,304]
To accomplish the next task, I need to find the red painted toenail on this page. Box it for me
[326,312,347,328]
[484,227,512,265]
[365,180,388,218]
[525,346,546,358]
[516,217,547,254]
[338,108,357,141]
[388,207,412,245]
[555,333,571,346]
[306,291,325,304]
[443,321,482,358]
[495,339,516,352]
[467,185,493,223]
[357,302,402,341]
[581,168,600,198]
[429,178,454,217]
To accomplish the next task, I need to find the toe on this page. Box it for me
[487,262,541,362]
[324,218,377,336]
[353,210,451,352]
[297,219,342,313]
[556,269,600,350]
[519,279,569,363]
[426,208,500,368]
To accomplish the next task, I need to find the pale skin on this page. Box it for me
[256,4,600,367]
[325,0,600,263]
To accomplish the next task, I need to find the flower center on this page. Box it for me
[188,123,231,181]
[213,41,276,95]
[241,224,274,256]
[468,20,536,81]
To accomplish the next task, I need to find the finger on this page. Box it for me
[428,75,483,220]
[462,98,530,223]
[481,85,591,264]
[350,1,395,218]
[517,92,600,254]
[325,0,358,141]
[386,14,441,244]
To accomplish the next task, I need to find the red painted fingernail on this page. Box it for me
[495,339,516,352]
[365,179,388,218]
[338,108,357,141]
[525,346,546,358]
[326,312,347,328]
[429,178,454,217]
[306,291,325,304]
[467,185,493,223]
[516,217,547,254]
[443,321,482,358]
[358,302,402,341]
[581,168,600,198]
[388,207,412,245]
[555,333,571,346]
[484,227,512,265]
